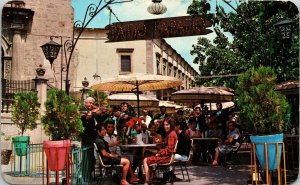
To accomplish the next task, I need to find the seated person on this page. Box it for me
[186,117,202,138]
[103,119,121,155]
[174,121,191,161]
[143,118,178,184]
[149,121,163,144]
[95,124,139,185]
[208,122,223,139]
[212,120,240,166]
[144,122,163,157]
[186,117,202,162]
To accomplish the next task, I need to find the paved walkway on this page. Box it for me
[1,164,252,185]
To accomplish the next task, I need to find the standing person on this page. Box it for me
[153,106,169,120]
[191,107,206,134]
[214,102,229,138]
[118,102,133,130]
[150,106,171,139]
[174,109,188,131]
[103,119,121,155]
[95,124,140,185]
[140,109,152,128]
[143,118,178,184]
[80,97,103,182]
[112,107,122,135]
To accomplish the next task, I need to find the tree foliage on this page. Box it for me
[236,66,289,135]
[188,0,299,88]
[41,89,83,140]
[11,92,40,136]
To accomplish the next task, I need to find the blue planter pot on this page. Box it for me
[250,133,283,171]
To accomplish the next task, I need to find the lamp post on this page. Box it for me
[274,19,296,40]
[41,0,133,95]
[81,77,90,100]
[273,19,296,81]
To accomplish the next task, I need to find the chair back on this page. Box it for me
[186,139,194,162]
[232,134,248,153]
[93,143,107,168]
[164,140,178,165]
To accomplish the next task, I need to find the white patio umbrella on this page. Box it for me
[171,86,234,106]
[107,93,159,107]
[91,73,182,116]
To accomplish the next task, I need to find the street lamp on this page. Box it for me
[41,0,133,95]
[147,0,167,15]
[274,19,296,40]
[40,37,61,67]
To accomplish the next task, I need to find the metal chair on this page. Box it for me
[173,139,193,182]
[93,143,122,184]
[221,133,249,165]
[150,141,178,184]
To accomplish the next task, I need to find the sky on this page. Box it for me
[71,0,236,72]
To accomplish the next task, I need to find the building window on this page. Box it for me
[174,67,177,77]
[121,55,131,72]
[156,55,161,74]
[168,66,172,76]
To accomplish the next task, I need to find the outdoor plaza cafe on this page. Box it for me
[3,84,299,185]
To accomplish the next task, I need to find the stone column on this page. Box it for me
[11,29,25,80]
[33,66,48,115]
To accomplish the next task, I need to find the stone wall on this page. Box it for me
[1,0,74,145]
[1,0,74,89]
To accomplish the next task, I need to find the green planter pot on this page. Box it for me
[12,136,30,156]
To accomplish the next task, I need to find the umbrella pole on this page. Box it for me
[136,81,140,117]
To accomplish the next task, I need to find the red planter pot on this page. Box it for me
[43,139,71,171]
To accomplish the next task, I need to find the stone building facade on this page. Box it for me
[75,28,198,100]
[1,0,74,143]
[1,0,74,90]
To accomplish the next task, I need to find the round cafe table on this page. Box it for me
[119,143,157,178]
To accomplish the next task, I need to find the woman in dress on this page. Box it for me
[142,117,178,184]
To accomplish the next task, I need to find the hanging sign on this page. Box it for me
[106,15,213,42]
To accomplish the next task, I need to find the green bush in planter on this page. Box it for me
[41,89,84,141]
[236,66,289,135]
[11,92,40,156]
[11,92,40,136]
[237,66,290,170]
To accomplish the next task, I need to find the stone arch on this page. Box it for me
[1,35,12,80]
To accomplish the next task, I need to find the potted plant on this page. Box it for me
[41,89,83,171]
[236,66,289,171]
[1,131,13,165]
[11,92,40,156]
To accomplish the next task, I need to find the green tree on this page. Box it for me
[11,92,40,136]
[236,66,289,135]
[188,0,299,88]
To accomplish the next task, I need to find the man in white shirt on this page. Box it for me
[103,120,121,155]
